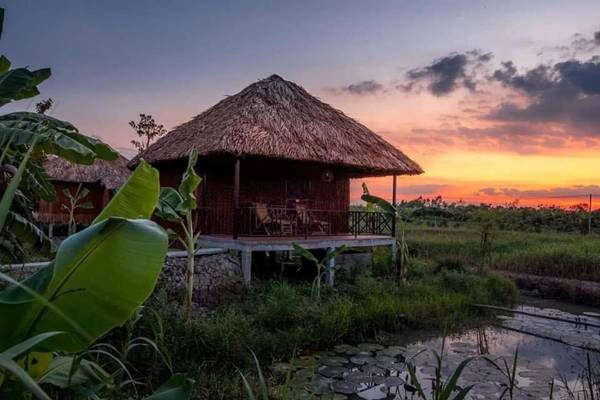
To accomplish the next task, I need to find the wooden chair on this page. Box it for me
[295,204,330,235]
[253,202,273,235]
[253,203,295,235]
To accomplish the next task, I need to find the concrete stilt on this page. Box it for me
[326,247,335,286]
[241,250,252,286]
[390,241,397,269]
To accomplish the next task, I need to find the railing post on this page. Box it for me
[392,174,397,238]
[305,210,309,239]
[233,158,240,239]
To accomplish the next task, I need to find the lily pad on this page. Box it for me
[318,365,348,379]
[332,380,360,394]
[358,343,385,352]
[350,355,376,365]
[322,356,348,367]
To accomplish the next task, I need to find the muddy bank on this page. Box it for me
[498,270,600,306]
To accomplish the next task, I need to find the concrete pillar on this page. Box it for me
[48,223,53,239]
[326,247,335,286]
[241,249,252,286]
[390,241,397,269]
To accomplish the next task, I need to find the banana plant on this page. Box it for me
[154,149,202,320]
[0,161,191,398]
[361,182,410,282]
[61,183,93,235]
[293,243,346,300]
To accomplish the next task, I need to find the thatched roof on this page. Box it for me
[131,74,422,176]
[44,154,131,189]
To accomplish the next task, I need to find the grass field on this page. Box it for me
[402,223,600,282]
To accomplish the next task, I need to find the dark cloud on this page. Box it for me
[477,185,600,198]
[540,31,600,58]
[488,57,600,130]
[407,121,598,155]
[335,80,384,95]
[400,50,492,96]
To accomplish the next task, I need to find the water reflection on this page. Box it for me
[284,298,600,399]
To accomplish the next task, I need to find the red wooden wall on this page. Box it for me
[156,156,351,235]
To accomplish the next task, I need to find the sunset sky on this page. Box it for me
[4,1,600,208]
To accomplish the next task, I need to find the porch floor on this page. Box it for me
[197,234,395,252]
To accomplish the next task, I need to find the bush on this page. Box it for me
[434,257,466,273]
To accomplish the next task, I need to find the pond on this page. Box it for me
[279,296,600,399]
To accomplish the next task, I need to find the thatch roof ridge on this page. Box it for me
[131,74,423,176]
[44,154,131,189]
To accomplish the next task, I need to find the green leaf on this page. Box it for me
[440,357,474,400]
[2,332,62,360]
[323,245,347,265]
[177,149,201,212]
[292,243,318,263]
[0,56,11,75]
[93,160,160,224]
[0,135,38,232]
[0,68,34,104]
[0,354,52,400]
[0,112,117,164]
[0,354,51,400]
[156,187,184,222]
[144,373,194,400]
[360,182,396,215]
[37,356,109,389]
[0,217,168,353]
[0,8,4,40]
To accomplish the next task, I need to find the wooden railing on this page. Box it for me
[195,206,394,238]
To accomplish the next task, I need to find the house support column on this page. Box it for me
[233,158,240,239]
[241,249,252,286]
[326,247,335,286]
[391,174,397,238]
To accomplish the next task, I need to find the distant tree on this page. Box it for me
[35,98,53,114]
[129,113,166,153]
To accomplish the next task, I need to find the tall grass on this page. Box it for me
[405,225,600,282]
[139,271,516,399]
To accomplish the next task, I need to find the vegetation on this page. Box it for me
[402,224,600,282]
[361,182,411,282]
[154,149,202,319]
[139,268,517,398]
[388,196,598,234]
[407,347,475,400]
[0,161,193,399]
[129,113,167,154]
[61,183,93,235]
[292,244,346,300]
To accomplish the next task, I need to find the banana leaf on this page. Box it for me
[0,217,168,352]
[292,243,318,263]
[0,136,38,232]
[144,374,194,400]
[93,160,159,223]
[360,183,396,215]
[0,161,166,352]
[177,149,201,212]
[156,187,184,222]
[0,112,117,164]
